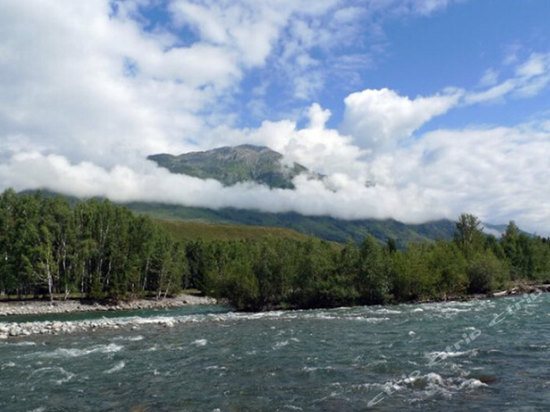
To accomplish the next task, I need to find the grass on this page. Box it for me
[157,220,313,242]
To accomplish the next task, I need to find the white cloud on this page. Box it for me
[2,0,550,236]
[3,112,550,234]
[341,88,462,151]
[465,80,516,104]
[479,68,499,87]
[194,103,370,180]
[383,123,550,232]
[466,52,550,104]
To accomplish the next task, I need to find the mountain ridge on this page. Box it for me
[17,190,516,246]
[148,144,316,189]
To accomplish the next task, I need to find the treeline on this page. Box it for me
[1,190,550,310]
[198,214,550,310]
[0,189,189,301]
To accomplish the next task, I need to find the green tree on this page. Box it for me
[357,236,388,304]
[454,213,485,259]
[467,252,508,294]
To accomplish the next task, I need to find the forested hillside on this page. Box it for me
[1,190,549,310]
[148,144,315,189]
[124,201,457,246]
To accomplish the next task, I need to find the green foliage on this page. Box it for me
[1,192,548,313]
[357,236,388,304]
[0,191,190,301]
[158,220,310,242]
[467,252,508,293]
[124,202,457,245]
[454,213,485,258]
[148,144,313,189]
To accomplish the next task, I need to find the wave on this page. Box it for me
[11,341,36,346]
[426,349,479,363]
[38,343,123,359]
[1,361,16,369]
[2,305,400,338]
[302,366,335,372]
[28,366,75,385]
[273,340,289,350]
[375,308,402,314]
[104,361,126,374]
[362,372,488,403]
[113,335,144,342]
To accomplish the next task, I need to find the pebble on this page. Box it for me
[0,294,217,340]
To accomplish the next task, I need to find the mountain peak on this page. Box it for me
[148,144,310,189]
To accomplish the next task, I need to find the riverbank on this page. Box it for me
[2,284,549,340]
[412,283,550,305]
[0,294,219,340]
[0,294,217,317]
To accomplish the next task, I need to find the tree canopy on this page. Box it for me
[1,190,549,310]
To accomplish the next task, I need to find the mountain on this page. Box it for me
[17,190,504,246]
[123,202,457,247]
[148,144,316,189]
[143,144,458,245]
[21,138,518,246]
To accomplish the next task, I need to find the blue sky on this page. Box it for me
[191,0,550,130]
[1,0,550,233]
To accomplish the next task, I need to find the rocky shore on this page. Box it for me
[0,313,198,340]
[2,285,549,341]
[0,294,216,317]
[0,294,218,340]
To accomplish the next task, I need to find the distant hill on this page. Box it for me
[124,202,457,247]
[148,144,318,189]
[158,220,313,242]
[20,189,458,245]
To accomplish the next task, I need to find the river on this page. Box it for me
[1,293,549,411]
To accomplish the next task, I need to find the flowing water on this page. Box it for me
[1,293,550,411]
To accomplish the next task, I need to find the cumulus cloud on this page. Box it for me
[3,115,550,234]
[341,88,463,151]
[0,0,360,168]
[185,103,370,180]
[1,0,550,235]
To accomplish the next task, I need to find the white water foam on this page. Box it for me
[104,361,126,374]
[3,306,396,338]
[426,349,478,363]
[363,372,487,403]
[273,340,289,350]
[38,343,123,358]
[375,308,402,314]
[28,366,75,385]
[205,365,228,370]
[114,335,144,342]
[302,366,335,372]
[192,339,208,347]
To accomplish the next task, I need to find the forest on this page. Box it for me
[1,189,549,311]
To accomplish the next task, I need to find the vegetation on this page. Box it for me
[148,144,314,189]
[124,201,457,246]
[1,190,550,311]
[158,220,311,242]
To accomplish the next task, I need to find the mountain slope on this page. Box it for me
[124,202,457,247]
[16,191,493,246]
[148,144,313,189]
[158,220,314,242]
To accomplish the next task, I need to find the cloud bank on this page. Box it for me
[1,0,550,234]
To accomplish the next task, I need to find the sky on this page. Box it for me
[1,0,550,233]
